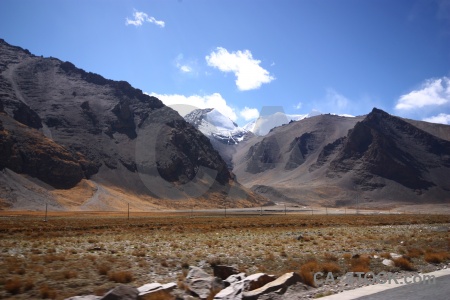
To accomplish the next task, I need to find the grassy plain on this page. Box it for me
[0,212,449,299]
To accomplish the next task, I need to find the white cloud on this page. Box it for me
[240,107,260,121]
[294,101,303,110]
[326,88,349,109]
[174,54,195,74]
[423,113,450,125]
[395,77,450,110]
[205,47,275,91]
[150,92,238,121]
[126,11,165,28]
[179,65,192,73]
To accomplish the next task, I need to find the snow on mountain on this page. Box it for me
[184,108,249,145]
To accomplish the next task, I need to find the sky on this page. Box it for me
[1,0,450,126]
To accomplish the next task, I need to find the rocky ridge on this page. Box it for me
[0,38,268,209]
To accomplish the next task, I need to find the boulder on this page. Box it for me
[185,266,224,299]
[214,273,276,300]
[382,259,395,267]
[224,273,246,286]
[214,280,246,300]
[213,265,240,280]
[242,272,301,299]
[101,285,139,300]
[244,273,276,291]
[138,282,176,300]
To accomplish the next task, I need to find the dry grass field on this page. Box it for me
[0,212,449,299]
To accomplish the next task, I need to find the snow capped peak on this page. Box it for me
[184,108,249,145]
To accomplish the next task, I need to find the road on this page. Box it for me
[355,274,450,300]
[322,269,450,300]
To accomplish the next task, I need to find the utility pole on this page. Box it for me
[127,203,130,221]
[284,203,286,215]
[44,203,48,222]
[326,206,328,215]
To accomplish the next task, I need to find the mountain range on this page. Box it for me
[1,38,449,210]
[0,39,267,210]
[231,109,450,207]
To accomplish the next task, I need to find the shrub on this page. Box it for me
[424,252,450,264]
[323,253,338,261]
[299,260,320,287]
[24,278,34,291]
[321,262,341,274]
[108,270,133,283]
[98,265,110,276]
[342,253,352,261]
[350,256,370,274]
[407,248,424,258]
[393,257,414,271]
[5,277,22,294]
[39,284,57,299]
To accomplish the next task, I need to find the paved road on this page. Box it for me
[322,269,450,300]
[355,274,450,300]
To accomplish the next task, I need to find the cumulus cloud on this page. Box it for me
[423,113,450,125]
[150,92,238,121]
[126,11,165,28]
[240,107,260,121]
[395,77,450,110]
[205,47,275,91]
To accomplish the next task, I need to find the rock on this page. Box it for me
[242,272,301,299]
[390,253,402,259]
[214,273,276,300]
[244,273,276,291]
[213,265,240,280]
[137,282,176,299]
[0,113,84,188]
[224,273,246,286]
[214,280,246,300]
[185,266,224,299]
[382,259,395,267]
[296,234,304,240]
[12,101,42,129]
[101,285,139,300]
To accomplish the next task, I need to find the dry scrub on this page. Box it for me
[0,213,449,299]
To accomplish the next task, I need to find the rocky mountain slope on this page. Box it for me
[0,39,268,210]
[233,108,450,206]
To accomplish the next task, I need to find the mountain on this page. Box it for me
[232,108,450,206]
[0,39,268,210]
[184,108,253,169]
[184,108,250,145]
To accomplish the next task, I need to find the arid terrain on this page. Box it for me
[0,211,449,299]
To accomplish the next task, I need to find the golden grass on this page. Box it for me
[424,252,450,264]
[108,271,133,283]
[393,257,414,271]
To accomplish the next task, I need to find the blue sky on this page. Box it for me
[1,0,450,125]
